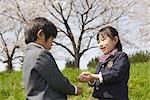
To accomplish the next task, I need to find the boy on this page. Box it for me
[23,17,82,100]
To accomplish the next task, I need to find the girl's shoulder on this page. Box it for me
[114,51,130,65]
[116,51,127,55]
[115,51,128,58]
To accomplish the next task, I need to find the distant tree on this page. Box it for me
[43,0,134,68]
[87,57,99,69]
[129,51,150,63]
[0,0,138,69]
[65,59,75,68]
[0,0,25,72]
[0,26,24,72]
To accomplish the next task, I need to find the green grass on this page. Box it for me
[0,72,25,100]
[128,62,150,100]
[0,62,149,100]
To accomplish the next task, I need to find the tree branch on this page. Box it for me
[0,13,24,23]
[80,46,98,57]
[14,0,27,23]
[53,41,75,57]
[66,1,73,21]
[0,32,10,59]
[43,4,64,24]
[12,55,23,60]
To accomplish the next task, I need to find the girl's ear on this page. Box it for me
[114,36,118,44]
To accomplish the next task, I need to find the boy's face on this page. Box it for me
[35,30,54,50]
[43,36,54,50]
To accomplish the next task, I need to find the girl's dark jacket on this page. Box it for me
[92,51,130,100]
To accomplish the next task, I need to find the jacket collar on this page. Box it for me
[99,49,118,62]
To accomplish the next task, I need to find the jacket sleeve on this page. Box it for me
[34,50,75,95]
[102,52,130,84]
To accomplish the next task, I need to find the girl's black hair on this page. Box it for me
[24,17,57,44]
[97,26,122,51]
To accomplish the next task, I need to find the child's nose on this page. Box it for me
[99,42,103,48]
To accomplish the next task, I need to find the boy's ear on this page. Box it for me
[37,29,44,38]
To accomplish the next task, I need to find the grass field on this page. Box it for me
[0,62,149,100]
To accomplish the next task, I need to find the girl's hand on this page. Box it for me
[82,72,95,83]
[77,72,89,83]
[82,72,100,83]
[78,71,94,83]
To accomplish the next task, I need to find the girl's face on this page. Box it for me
[98,33,118,54]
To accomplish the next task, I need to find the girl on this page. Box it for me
[78,26,130,100]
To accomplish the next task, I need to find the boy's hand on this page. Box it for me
[76,86,82,96]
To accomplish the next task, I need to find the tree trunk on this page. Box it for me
[74,53,80,68]
[6,59,13,73]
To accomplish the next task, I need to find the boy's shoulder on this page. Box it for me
[39,50,52,57]
[38,50,54,61]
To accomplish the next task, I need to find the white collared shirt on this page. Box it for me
[29,42,45,49]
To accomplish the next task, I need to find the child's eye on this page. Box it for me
[101,38,105,41]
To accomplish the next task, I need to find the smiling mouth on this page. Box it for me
[100,47,106,50]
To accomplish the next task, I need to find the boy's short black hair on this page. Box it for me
[24,17,57,44]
